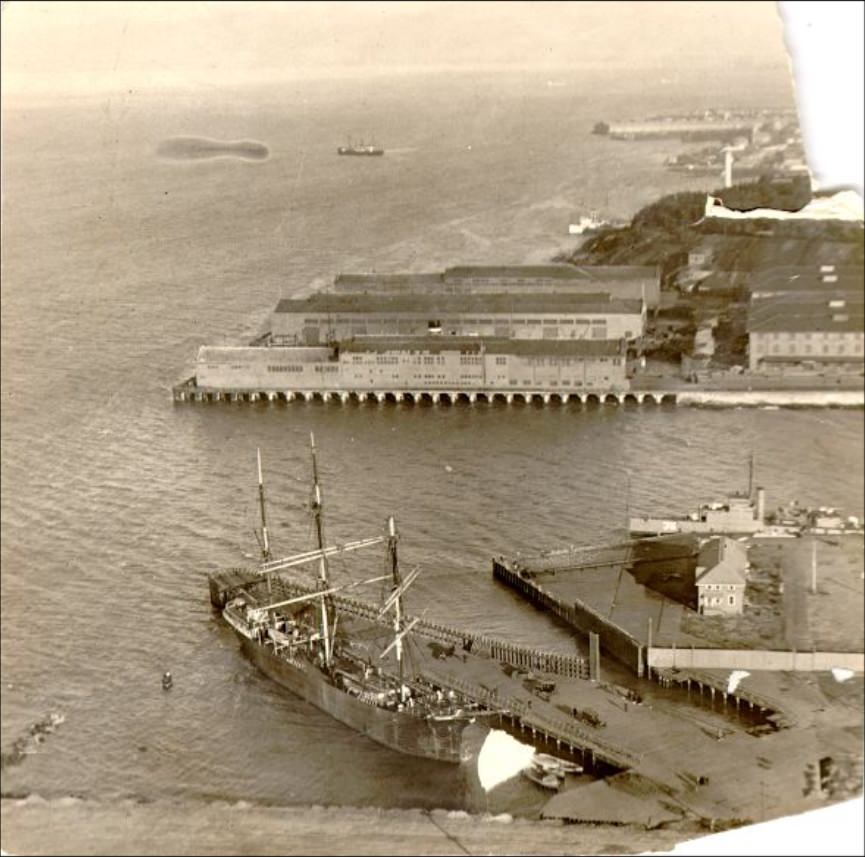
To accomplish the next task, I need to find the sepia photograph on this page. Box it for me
[2,2,863,855]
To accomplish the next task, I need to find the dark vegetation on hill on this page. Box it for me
[558,177,864,273]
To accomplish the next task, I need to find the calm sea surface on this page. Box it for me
[2,71,861,809]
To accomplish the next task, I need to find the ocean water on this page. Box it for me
[2,70,862,810]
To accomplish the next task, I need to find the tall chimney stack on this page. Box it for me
[756,487,766,524]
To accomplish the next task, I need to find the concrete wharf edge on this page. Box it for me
[174,379,864,408]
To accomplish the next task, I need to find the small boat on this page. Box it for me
[522,766,561,790]
[533,752,583,775]
[338,137,384,156]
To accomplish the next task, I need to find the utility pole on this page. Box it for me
[257,449,272,597]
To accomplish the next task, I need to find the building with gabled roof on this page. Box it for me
[746,294,865,373]
[695,536,749,616]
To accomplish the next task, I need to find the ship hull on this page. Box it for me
[234,630,465,763]
[337,148,384,156]
[629,517,762,537]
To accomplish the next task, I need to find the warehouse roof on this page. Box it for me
[337,336,626,356]
[748,266,864,296]
[443,264,657,281]
[275,293,643,315]
[747,296,865,333]
[334,273,444,288]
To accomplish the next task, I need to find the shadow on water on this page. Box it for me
[157,137,270,161]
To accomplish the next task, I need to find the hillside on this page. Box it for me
[560,178,864,273]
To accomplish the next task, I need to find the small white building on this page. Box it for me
[695,536,749,616]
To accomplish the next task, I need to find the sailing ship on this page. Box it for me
[337,137,384,156]
[208,435,482,762]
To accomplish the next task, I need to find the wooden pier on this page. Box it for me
[208,568,855,829]
[649,667,794,727]
[209,568,643,772]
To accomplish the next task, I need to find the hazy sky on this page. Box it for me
[2,0,790,94]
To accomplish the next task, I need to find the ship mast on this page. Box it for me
[310,432,334,669]
[387,516,407,701]
[256,448,272,596]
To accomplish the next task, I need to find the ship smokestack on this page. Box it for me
[756,487,765,524]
